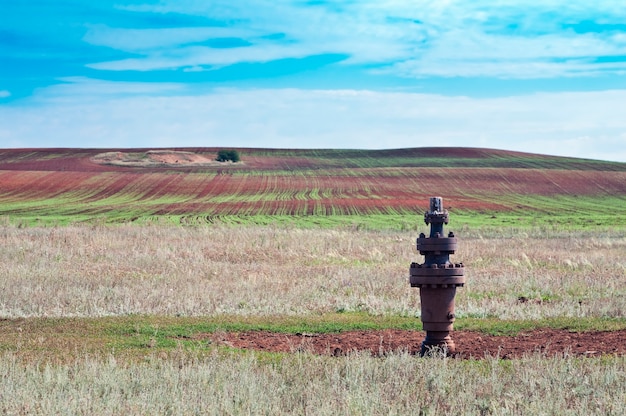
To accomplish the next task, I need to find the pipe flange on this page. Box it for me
[410,263,465,276]
[417,237,458,254]
[410,263,465,287]
[410,280,465,288]
[411,283,465,288]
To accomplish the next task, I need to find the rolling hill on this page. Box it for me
[1,147,625,228]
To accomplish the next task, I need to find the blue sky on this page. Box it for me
[2,1,626,162]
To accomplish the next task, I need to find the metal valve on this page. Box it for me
[410,197,465,355]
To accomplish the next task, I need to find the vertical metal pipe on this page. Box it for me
[410,197,465,355]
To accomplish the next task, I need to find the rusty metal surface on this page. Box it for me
[416,236,458,253]
[409,197,466,356]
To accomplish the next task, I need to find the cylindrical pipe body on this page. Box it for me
[409,197,465,355]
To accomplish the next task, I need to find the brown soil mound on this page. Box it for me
[208,329,626,359]
[91,150,228,167]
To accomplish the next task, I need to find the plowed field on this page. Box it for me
[1,147,625,224]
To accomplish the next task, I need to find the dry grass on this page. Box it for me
[463,232,626,320]
[2,224,626,414]
[0,224,625,320]
[0,350,624,415]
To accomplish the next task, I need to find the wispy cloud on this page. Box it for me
[83,0,626,80]
[48,77,185,99]
[2,78,625,162]
[83,25,262,51]
[87,42,329,71]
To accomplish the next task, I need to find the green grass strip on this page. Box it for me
[2,314,626,361]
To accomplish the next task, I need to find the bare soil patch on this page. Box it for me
[209,329,626,359]
[91,150,234,167]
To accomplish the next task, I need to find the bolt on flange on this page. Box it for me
[410,197,465,356]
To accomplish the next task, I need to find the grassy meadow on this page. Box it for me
[1,224,626,320]
[1,222,626,414]
[2,350,624,414]
[1,147,626,414]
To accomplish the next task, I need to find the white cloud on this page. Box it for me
[87,2,418,71]
[389,56,626,80]
[88,42,325,71]
[86,0,626,80]
[0,90,10,98]
[2,80,625,162]
[386,24,626,79]
[46,77,185,100]
[83,25,262,51]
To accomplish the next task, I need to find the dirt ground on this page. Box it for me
[90,150,223,167]
[208,329,626,359]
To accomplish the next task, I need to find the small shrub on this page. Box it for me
[216,149,240,163]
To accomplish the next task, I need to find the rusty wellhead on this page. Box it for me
[410,197,465,356]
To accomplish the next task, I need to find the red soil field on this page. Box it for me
[210,328,626,359]
[1,147,625,218]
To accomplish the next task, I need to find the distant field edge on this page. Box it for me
[2,205,626,232]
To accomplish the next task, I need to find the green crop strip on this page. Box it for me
[3,210,626,231]
[3,190,626,231]
[2,148,625,227]
[453,194,626,229]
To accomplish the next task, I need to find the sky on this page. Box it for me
[1,1,626,162]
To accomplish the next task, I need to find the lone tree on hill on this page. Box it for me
[216,149,240,163]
